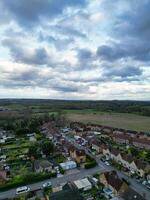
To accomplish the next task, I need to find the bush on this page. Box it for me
[59,167,65,174]
[85,160,97,169]
[0,172,57,191]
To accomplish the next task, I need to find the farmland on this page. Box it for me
[65,110,150,132]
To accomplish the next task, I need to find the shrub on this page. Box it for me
[0,172,57,191]
[85,160,97,169]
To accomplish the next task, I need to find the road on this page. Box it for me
[0,164,107,200]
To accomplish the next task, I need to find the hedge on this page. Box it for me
[85,160,97,169]
[0,172,57,191]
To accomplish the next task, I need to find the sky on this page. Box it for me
[0,0,150,100]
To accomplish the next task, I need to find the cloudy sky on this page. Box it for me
[0,0,150,100]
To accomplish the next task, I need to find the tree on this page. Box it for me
[28,144,39,158]
[129,147,138,157]
[40,140,54,156]
[15,128,29,135]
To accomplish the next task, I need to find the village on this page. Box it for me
[0,119,150,200]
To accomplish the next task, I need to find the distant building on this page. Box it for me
[132,138,150,150]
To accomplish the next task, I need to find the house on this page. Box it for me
[50,182,83,200]
[130,160,150,177]
[33,160,53,173]
[113,129,125,135]
[112,134,130,145]
[132,138,150,150]
[91,140,102,153]
[69,146,86,164]
[126,130,137,138]
[60,161,77,170]
[121,187,146,200]
[109,148,122,162]
[74,178,92,191]
[102,127,113,135]
[102,145,110,159]
[100,171,129,196]
[120,154,134,169]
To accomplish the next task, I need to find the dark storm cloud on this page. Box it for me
[114,0,150,40]
[1,0,87,28]
[96,44,125,61]
[2,38,49,65]
[99,0,150,62]
[96,41,150,62]
[103,65,143,78]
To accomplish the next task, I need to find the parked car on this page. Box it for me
[142,180,147,185]
[42,181,52,188]
[16,186,30,195]
[146,184,150,190]
[105,161,110,166]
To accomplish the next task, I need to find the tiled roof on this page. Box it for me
[110,148,121,156]
[134,160,148,170]
[103,171,125,191]
[133,138,150,145]
[121,154,134,163]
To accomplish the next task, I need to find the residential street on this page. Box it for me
[66,135,150,200]
[0,135,150,200]
[0,161,150,200]
[0,165,106,200]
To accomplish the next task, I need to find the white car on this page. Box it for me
[16,186,30,195]
[105,161,110,166]
[142,180,147,185]
[42,181,52,188]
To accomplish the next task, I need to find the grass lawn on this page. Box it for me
[64,109,150,132]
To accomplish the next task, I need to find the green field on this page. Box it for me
[64,109,150,132]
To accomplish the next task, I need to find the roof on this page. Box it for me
[50,182,83,200]
[133,138,150,145]
[74,178,92,189]
[33,160,52,170]
[76,149,86,157]
[60,161,76,168]
[121,187,146,200]
[40,160,52,168]
[134,160,148,170]
[110,148,121,156]
[102,171,125,191]
[121,154,134,163]
[113,134,130,141]
[92,139,102,147]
